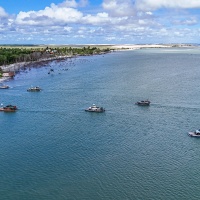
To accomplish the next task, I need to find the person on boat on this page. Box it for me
[195,129,200,134]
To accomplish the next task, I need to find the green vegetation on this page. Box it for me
[0,67,2,77]
[0,46,112,66]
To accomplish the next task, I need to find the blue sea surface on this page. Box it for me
[1,48,200,199]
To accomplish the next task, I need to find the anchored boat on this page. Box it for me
[135,100,151,106]
[85,104,105,112]
[188,129,200,137]
[0,85,9,89]
[0,105,17,112]
[27,86,41,92]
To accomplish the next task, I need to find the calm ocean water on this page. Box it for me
[1,48,200,200]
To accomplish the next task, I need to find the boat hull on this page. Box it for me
[27,87,41,92]
[135,100,150,106]
[0,105,17,112]
[85,109,105,113]
[27,89,41,92]
[135,103,150,106]
[0,108,17,112]
[27,90,40,92]
[188,132,200,137]
[85,104,105,113]
[0,86,9,89]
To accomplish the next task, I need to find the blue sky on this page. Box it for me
[0,0,200,44]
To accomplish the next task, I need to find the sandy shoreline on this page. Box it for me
[1,55,71,72]
[110,44,173,50]
[0,55,72,82]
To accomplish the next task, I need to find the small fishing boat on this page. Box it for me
[27,86,41,92]
[135,100,151,106]
[0,105,17,112]
[188,130,200,137]
[85,104,105,112]
[0,85,9,89]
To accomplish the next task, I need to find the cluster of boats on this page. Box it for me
[84,100,151,113]
[0,86,42,112]
[0,97,150,113]
[0,89,199,138]
[85,100,199,138]
[0,84,42,91]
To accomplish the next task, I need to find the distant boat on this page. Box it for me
[48,69,54,74]
[0,85,9,89]
[85,104,105,112]
[135,100,151,106]
[27,86,41,92]
[0,105,17,112]
[188,130,200,137]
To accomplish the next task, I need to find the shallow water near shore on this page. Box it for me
[1,48,200,199]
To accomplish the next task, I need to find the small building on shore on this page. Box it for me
[2,71,15,78]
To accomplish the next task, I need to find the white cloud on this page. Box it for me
[82,12,111,25]
[105,36,117,41]
[0,7,8,18]
[0,0,200,44]
[135,0,200,11]
[58,0,78,8]
[101,0,200,15]
[146,12,153,15]
[15,3,83,25]
[58,0,88,8]
[102,0,136,17]
[172,17,198,26]
[64,26,73,32]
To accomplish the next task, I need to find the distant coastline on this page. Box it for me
[0,43,196,82]
[0,45,111,81]
[109,43,196,50]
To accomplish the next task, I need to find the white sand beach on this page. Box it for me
[111,44,173,50]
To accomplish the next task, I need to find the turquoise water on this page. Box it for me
[1,48,200,199]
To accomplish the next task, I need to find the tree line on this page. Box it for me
[0,46,112,66]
